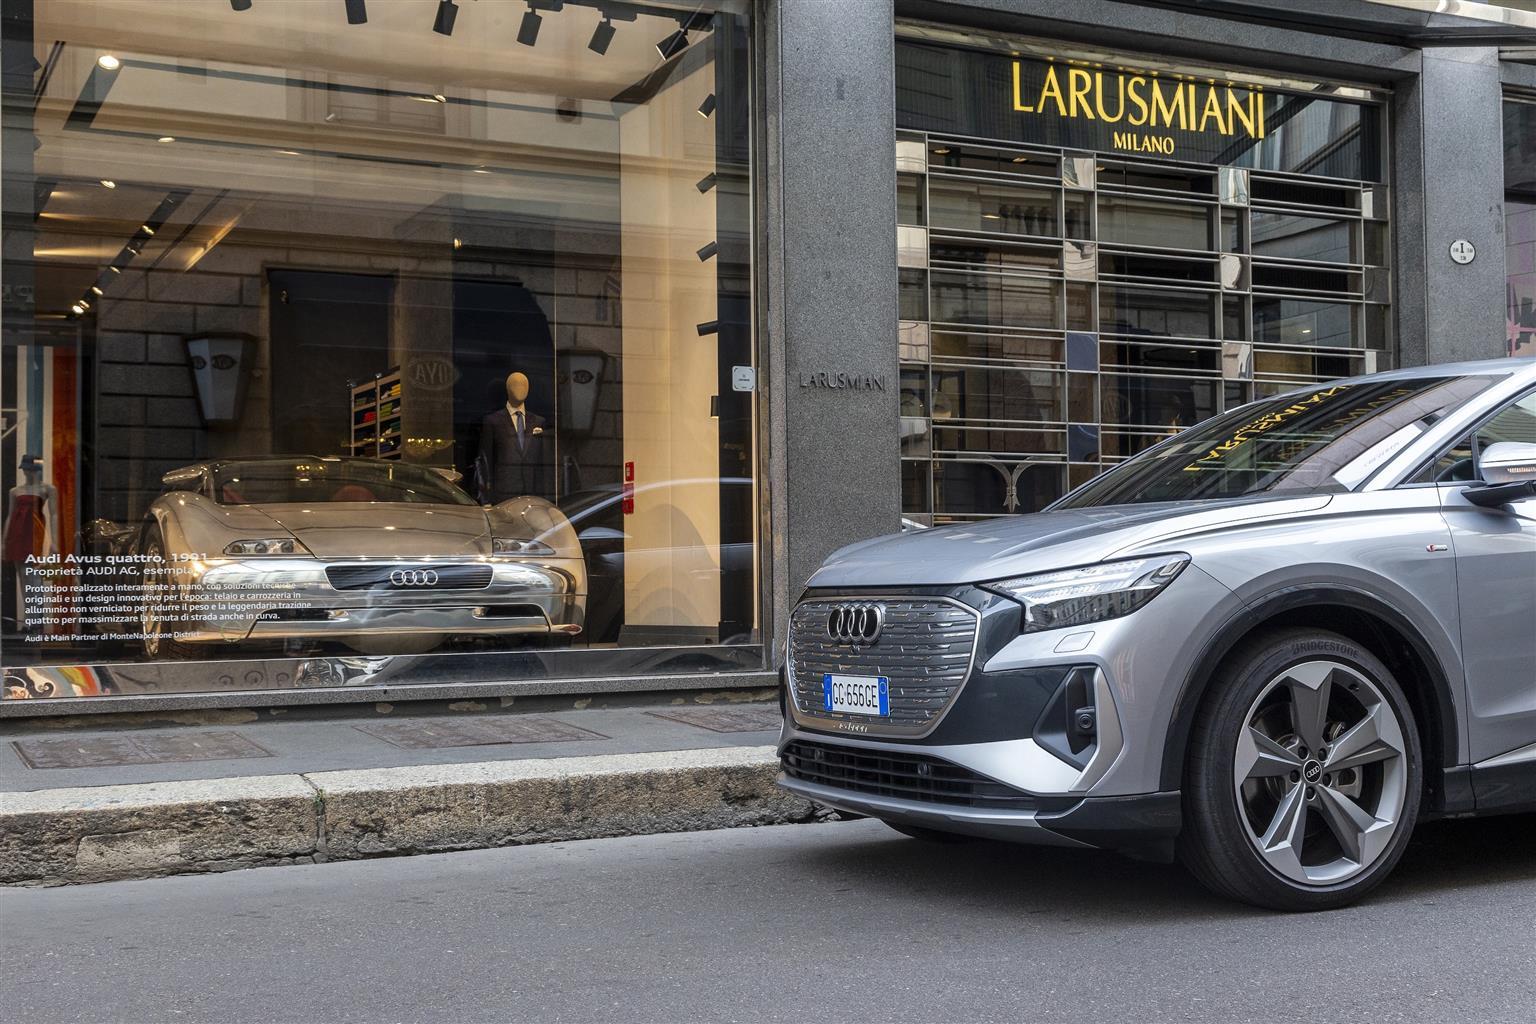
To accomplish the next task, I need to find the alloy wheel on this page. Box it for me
[1231,659,1409,887]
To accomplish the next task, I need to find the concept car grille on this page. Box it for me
[325,564,494,591]
[788,597,979,733]
[780,740,1039,809]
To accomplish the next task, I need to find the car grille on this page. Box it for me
[781,740,1038,810]
[325,564,493,591]
[789,597,979,733]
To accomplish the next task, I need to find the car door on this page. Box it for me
[1433,390,1536,802]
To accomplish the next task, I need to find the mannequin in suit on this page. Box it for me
[476,371,554,503]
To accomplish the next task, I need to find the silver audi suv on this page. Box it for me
[778,357,1536,910]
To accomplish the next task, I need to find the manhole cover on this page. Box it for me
[13,730,273,769]
[645,706,783,733]
[354,717,609,750]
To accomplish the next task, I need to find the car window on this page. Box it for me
[1054,375,1498,507]
[1411,390,1536,484]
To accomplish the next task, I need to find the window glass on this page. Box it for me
[1,1,758,697]
[1057,376,1498,506]
[1414,392,1536,484]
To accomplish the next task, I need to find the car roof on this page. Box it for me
[1341,355,1536,384]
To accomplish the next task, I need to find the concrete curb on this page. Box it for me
[0,746,817,886]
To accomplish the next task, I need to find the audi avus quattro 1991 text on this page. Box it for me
[779,358,1536,910]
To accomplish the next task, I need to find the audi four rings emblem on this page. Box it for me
[389,569,439,587]
[827,603,884,645]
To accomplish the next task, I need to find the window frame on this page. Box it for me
[1397,386,1536,489]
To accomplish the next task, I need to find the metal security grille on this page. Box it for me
[789,598,979,733]
[781,739,1037,809]
[325,564,494,591]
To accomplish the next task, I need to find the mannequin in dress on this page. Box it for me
[475,372,554,503]
[3,455,59,632]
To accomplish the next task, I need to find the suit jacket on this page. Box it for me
[476,407,554,503]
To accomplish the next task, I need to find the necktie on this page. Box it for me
[515,410,525,448]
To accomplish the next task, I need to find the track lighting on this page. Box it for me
[696,240,718,262]
[696,320,719,336]
[656,28,688,60]
[589,16,615,54]
[99,179,116,189]
[517,5,542,46]
[696,172,716,194]
[230,0,251,10]
[698,93,716,118]
[432,0,458,36]
[345,0,367,24]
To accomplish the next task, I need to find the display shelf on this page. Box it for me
[348,368,403,461]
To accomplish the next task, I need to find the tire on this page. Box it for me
[883,820,979,844]
[139,527,202,660]
[1179,628,1422,911]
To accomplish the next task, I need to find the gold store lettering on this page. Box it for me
[1012,58,1267,158]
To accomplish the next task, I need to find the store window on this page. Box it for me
[894,25,1390,523]
[1,0,758,699]
[1506,96,1536,358]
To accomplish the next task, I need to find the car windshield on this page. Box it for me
[1055,375,1499,508]
[209,459,477,507]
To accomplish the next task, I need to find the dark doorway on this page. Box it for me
[268,269,394,455]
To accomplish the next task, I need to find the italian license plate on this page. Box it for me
[823,673,890,717]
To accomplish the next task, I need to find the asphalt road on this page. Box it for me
[3,815,1533,1024]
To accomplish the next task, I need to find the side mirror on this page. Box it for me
[1464,442,1536,507]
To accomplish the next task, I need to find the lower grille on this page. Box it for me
[781,739,1038,810]
[325,564,493,591]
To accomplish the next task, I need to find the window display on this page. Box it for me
[1,0,758,698]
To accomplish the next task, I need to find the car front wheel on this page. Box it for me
[1180,628,1421,911]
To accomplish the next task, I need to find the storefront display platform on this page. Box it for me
[0,693,813,886]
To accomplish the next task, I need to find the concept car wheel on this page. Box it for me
[139,528,199,660]
[1181,628,1421,911]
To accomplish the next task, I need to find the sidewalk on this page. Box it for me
[0,691,818,886]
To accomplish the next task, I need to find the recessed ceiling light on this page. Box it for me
[1301,328,1313,334]
[70,303,85,315]
[472,167,491,174]
[275,149,301,156]
[432,93,446,103]
[90,286,103,295]
[99,179,116,189]
[108,266,121,274]
[97,55,121,71]
[158,136,175,143]
[452,237,463,249]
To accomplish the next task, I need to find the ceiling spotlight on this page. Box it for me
[472,166,491,174]
[696,320,719,337]
[698,93,716,118]
[157,135,175,143]
[517,5,542,46]
[656,28,688,60]
[99,179,116,189]
[70,303,85,315]
[696,240,718,262]
[96,54,121,71]
[90,286,104,295]
[230,0,252,10]
[589,16,615,55]
[696,172,716,194]
[432,0,458,36]
[345,0,367,24]
[452,237,463,250]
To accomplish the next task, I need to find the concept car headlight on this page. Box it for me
[223,538,307,556]
[983,554,1189,633]
[492,537,555,556]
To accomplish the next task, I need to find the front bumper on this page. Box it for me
[159,556,586,643]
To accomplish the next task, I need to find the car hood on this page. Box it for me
[251,503,492,558]
[808,494,1334,588]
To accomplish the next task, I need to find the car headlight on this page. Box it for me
[983,554,1189,633]
[492,537,555,556]
[223,538,307,556]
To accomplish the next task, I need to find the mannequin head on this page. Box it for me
[505,372,530,404]
[18,455,42,482]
